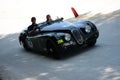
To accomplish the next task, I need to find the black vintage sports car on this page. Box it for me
[19,17,99,58]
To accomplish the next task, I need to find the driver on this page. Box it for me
[46,14,64,25]
[27,17,39,35]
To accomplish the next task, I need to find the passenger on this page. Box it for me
[46,14,53,24]
[46,14,64,25]
[27,17,39,35]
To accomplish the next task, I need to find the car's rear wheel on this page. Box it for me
[47,41,62,59]
[21,39,31,51]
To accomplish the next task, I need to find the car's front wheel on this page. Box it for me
[47,40,62,59]
[87,39,96,47]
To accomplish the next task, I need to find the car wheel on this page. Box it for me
[47,41,62,59]
[87,39,96,47]
[21,39,31,51]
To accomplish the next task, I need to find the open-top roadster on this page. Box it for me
[19,8,99,58]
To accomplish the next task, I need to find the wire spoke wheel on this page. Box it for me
[21,39,31,51]
[47,41,62,59]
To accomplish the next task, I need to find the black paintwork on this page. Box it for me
[19,18,99,58]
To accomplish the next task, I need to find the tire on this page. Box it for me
[21,39,31,51]
[87,39,96,47]
[47,41,62,59]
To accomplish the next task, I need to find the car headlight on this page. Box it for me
[85,25,91,33]
[65,34,71,41]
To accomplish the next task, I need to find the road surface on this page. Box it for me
[0,15,120,80]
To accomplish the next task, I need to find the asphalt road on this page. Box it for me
[0,15,120,80]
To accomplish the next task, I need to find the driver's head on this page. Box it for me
[31,17,36,24]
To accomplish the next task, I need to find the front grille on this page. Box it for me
[80,28,87,34]
[72,30,83,44]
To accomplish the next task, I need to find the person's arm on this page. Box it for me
[27,25,35,35]
[32,24,40,32]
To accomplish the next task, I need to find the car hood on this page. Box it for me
[41,21,86,31]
